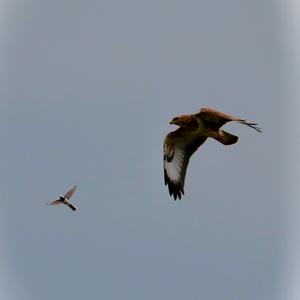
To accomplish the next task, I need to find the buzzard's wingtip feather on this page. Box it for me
[238,120,262,132]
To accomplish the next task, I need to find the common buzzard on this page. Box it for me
[163,108,261,200]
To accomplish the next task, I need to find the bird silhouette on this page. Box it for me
[48,185,77,211]
[164,107,261,200]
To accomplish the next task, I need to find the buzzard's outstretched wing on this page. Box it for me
[164,133,207,200]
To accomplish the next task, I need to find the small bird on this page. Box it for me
[48,185,77,211]
[164,107,261,200]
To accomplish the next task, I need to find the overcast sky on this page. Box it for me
[1,1,293,299]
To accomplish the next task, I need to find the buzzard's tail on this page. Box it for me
[215,130,239,145]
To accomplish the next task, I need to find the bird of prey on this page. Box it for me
[48,185,77,211]
[163,107,261,200]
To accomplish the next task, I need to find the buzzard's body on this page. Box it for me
[164,108,261,200]
[49,185,77,211]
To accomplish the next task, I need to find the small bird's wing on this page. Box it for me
[49,199,63,206]
[164,130,207,200]
[64,185,77,200]
[196,107,261,132]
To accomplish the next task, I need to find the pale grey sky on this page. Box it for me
[1,1,288,299]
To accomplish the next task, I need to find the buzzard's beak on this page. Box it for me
[170,119,176,125]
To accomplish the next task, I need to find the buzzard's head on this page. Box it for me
[170,116,182,126]
[170,115,198,130]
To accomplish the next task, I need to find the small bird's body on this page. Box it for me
[164,107,261,200]
[49,185,77,211]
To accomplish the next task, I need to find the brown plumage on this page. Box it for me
[163,107,261,200]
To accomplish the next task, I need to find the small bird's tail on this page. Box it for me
[67,203,77,211]
[215,130,239,145]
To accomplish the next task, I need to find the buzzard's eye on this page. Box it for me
[170,117,180,125]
